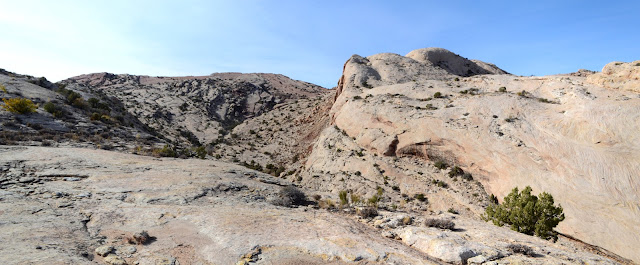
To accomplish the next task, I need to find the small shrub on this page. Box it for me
[194,146,206,159]
[319,199,336,209]
[90,112,102,121]
[43,102,57,114]
[484,186,565,241]
[434,160,448,170]
[339,190,349,206]
[357,207,378,218]
[88,97,100,108]
[498,87,507,92]
[350,193,361,205]
[447,208,459,214]
[433,92,443,98]
[273,186,306,207]
[507,244,535,257]
[635,62,640,66]
[505,117,517,123]
[153,145,177,158]
[2,98,38,114]
[516,90,528,97]
[432,179,448,188]
[454,77,460,81]
[461,172,473,181]
[353,95,362,100]
[0,84,6,93]
[448,166,464,177]
[414,193,427,202]
[72,98,88,109]
[537,98,554,104]
[367,195,381,207]
[425,218,455,230]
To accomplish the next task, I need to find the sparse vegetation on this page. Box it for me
[537,97,555,104]
[447,208,459,214]
[425,218,455,230]
[448,166,464,177]
[414,193,427,202]
[432,179,448,188]
[339,190,349,206]
[484,186,565,241]
[434,160,448,170]
[516,90,529,97]
[153,145,177,158]
[273,186,306,207]
[318,199,336,209]
[507,243,536,257]
[1,98,38,114]
[433,92,443,98]
[498,87,507,92]
[357,207,378,218]
[43,102,60,116]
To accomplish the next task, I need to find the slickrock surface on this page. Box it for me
[303,48,640,262]
[0,146,624,264]
[0,146,437,264]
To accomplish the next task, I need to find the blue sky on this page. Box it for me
[1,0,638,88]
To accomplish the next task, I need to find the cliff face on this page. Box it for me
[306,48,640,262]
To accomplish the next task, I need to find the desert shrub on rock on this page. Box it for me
[425,218,455,230]
[2,97,37,114]
[507,243,535,257]
[448,165,464,177]
[434,160,448,170]
[152,145,177,158]
[43,102,63,118]
[356,207,378,218]
[484,186,564,241]
[272,186,306,207]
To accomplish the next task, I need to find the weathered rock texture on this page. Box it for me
[587,60,640,92]
[64,72,329,146]
[0,146,625,264]
[2,47,639,264]
[304,48,640,262]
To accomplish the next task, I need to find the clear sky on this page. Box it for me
[1,0,638,88]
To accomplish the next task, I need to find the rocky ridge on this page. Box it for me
[1,47,639,264]
[302,47,640,262]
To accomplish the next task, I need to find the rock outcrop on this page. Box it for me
[587,60,640,92]
[305,48,640,262]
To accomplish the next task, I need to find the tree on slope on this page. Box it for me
[484,186,565,241]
